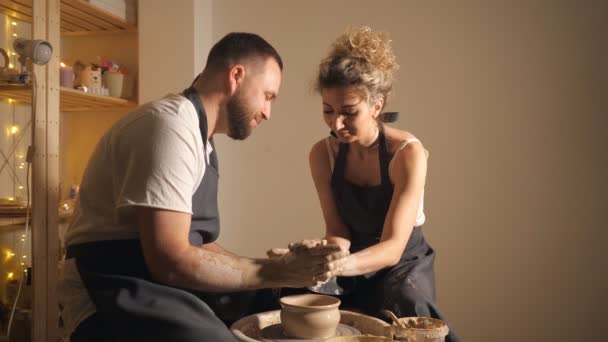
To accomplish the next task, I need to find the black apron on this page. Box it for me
[329,126,461,342]
[67,87,239,342]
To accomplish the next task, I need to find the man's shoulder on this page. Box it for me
[137,94,195,119]
[117,94,198,132]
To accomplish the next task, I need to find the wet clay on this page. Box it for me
[390,317,449,341]
[400,317,444,329]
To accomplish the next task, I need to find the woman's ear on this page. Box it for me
[228,64,246,95]
[372,97,385,119]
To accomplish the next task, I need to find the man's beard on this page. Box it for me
[226,90,254,140]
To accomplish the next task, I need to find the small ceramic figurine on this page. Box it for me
[73,61,102,90]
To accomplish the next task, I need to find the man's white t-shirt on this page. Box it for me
[59,94,212,336]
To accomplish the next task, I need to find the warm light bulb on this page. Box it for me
[7,272,14,280]
[8,63,14,69]
[20,238,25,242]
[4,250,15,260]
[9,126,19,135]
[22,255,27,259]
[20,262,25,266]
[12,33,17,37]
[8,98,15,104]
[7,197,14,201]
[11,52,16,56]
[18,165,24,169]
[11,21,17,26]
[21,234,25,238]
[18,186,24,190]
[61,62,66,67]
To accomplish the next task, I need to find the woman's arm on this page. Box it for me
[309,139,352,251]
[344,140,428,276]
[310,139,428,277]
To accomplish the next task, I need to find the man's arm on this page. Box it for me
[201,242,236,257]
[136,207,347,292]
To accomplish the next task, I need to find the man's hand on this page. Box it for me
[267,239,329,257]
[264,239,349,288]
[266,247,289,259]
[266,238,332,259]
[288,238,329,251]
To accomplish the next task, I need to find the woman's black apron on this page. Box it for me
[66,87,239,342]
[329,126,461,342]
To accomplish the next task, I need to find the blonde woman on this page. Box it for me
[309,26,460,342]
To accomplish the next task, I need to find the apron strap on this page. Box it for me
[183,86,211,166]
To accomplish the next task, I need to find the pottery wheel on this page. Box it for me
[259,323,360,341]
[231,310,389,342]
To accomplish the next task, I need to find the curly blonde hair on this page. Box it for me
[316,26,399,109]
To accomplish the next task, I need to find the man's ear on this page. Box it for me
[228,64,246,95]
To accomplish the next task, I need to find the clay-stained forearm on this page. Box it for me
[339,241,404,277]
[201,241,237,257]
[160,243,348,292]
[161,245,280,292]
[325,235,351,251]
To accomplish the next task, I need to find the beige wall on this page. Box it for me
[138,0,195,103]
[139,0,212,103]
[210,1,608,341]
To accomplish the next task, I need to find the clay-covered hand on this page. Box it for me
[266,247,289,259]
[266,239,336,258]
[266,238,327,259]
[288,238,328,252]
[265,240,349,288]
[288,239,349,279]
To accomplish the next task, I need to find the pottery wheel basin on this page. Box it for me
[231,310,389,342]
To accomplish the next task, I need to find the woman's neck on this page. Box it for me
[350,124,381,157]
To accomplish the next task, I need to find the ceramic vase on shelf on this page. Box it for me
[102,71,124,98]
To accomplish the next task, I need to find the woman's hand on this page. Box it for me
[266,238,338,258]
[264,239,349,287]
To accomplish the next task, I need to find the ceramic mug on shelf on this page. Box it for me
[102,71,124,98]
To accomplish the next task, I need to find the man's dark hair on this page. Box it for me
[205,32,283,71]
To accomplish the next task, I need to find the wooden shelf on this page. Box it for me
[0,0,136,34]
[0,83,137,112]
[0,216,28,228]
[0,211,72,228]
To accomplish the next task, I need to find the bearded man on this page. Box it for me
[59,32,348,342]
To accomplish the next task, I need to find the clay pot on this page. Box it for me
[280,294,340,339]
[389,317,449,342]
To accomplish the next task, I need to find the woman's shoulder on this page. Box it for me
[311,136,339,158]
[385,127,428,182]
[310,136,339,178]
[383,126,421,154]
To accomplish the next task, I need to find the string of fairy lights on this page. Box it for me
[7,20,17,70]
[2,17,31,292]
